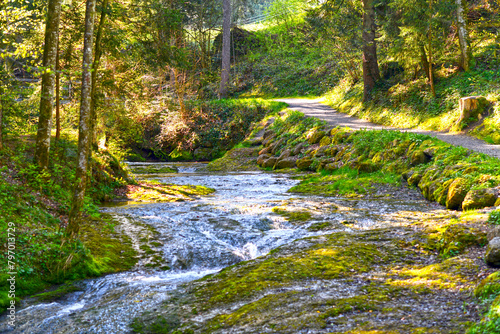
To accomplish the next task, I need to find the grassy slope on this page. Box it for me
[0,135,135,312]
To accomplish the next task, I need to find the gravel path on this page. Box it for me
[277,98,500,160]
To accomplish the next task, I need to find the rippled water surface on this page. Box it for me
[1,163,436,334]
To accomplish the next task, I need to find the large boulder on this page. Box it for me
[274,157,297,169]
[307,128,326,145]
[319,136,331,147]
[259,146,272,156]
[262,157,278,168]
[271,138,286,154]
[257,154,271,166]
[292,142,306,156]
[446,178,471,210]
[277,149,292,160]
[486,237,500,267]
[462,188,498,210]
[296,157,313,170]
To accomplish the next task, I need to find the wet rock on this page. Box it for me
[274,157,297,170]
[485,237,500,267]
[262,157,278,168]
[462,188,498,210]
[296,157,313,170]
[446,178,471,210]
[257,154,271,166]
[307,128,326,145]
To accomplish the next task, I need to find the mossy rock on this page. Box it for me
[433,179,454,206]
[257,154,270,166]
[462,188,498,211]
[407,172,423,187]
[410,150,430,166]
[446,178,471,210]
[296,157,313,170]
[475,271,500,299]
[307,128,326,145]
[274,157,297,170]
[437,224,487,258]
[319,136,331,147]
[262,157,278,168]
[486,237,500,267]
[357,160,378,173]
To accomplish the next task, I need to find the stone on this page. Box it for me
[296,157,313,170]
[410,150,430,166]
[263,129,274,139]
[307,129,326,145]
[274,157,297,169]
[244,137,263,146]
[262,157,278,168]
[319,136,331,147]
[259,146,272,156]
[262,133,277,147]
[462,188,498,211]
[313,146,329,157]
[456,96,490,128]
[485,237,500,267]
[324,162,341,172]
[257,154,270,166]
[292,142,305,156]
[278,149,291,160]
[446,178,470,210]
[271,138,286,154]
[357,161,378,173]
[488,226,500,241]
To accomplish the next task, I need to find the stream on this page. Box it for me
[1,163,454,333]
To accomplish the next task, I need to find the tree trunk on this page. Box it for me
[219,0,231,98]
[0,87,3,151]
[420,44,430,80]
[55,41,61,141]
[34,0,62,169]
[456,0,472,71]
[428,0,436,97]
[362,0,380,102]
[90,0,109,152]
[67,0,96,239]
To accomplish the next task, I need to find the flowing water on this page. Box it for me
[1,163,440,334]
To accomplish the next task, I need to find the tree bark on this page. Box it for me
[67,0,96,239]
[90,0,109,151]
[34,0,62,169]
[420,44,430,80]
[55,41,61,141]
[219,0,231,98]
[362,0,380,102]
[428,0,436,97]
[456,0,472,71]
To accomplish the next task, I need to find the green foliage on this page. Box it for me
[488,210,500,225]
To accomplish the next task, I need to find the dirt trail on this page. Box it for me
[276,98,500,160]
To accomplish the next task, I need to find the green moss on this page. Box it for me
[207,147,261,171]
[307,221,337,231]
[129,166,178,174]
[272,207,312,222]
[192,232,408,307]
[32,282,83,302]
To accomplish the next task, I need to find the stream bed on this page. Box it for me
[1,163,484,333]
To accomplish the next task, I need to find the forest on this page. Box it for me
[2,0,500,332]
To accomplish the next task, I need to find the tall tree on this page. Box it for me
[34,0,63,169]
[361,0,380,101]
[219,0,231,98]
[67,0,96,238]
[90,0,110,150]
[456,0,472,71]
